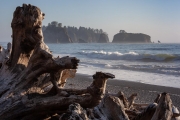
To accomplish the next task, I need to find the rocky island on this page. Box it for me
[112,30,151,43]
[43,21,109,43]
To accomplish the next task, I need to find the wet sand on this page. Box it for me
[65,73,180,109]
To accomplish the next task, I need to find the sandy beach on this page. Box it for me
[65,73,180,109]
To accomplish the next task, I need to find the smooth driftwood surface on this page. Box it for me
[0,4,180,120]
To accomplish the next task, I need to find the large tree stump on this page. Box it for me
[0,4,114,119]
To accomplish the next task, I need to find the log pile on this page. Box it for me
[0,4,179,120]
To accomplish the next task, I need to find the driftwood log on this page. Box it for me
[60,92,180,120]
[0,4,180,120]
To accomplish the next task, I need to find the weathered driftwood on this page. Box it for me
[0,4,180,120]
[0,4,115,119]
[60,92,180,120]
[43,69,77,93]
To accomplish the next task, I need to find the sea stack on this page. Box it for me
[43,21,72,43]
[43,22,109,43]
[98,33,109,43]
[112,30,151,43]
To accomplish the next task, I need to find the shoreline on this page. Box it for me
[66,73,180,109]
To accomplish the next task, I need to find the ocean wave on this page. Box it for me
[144,48,170,51]
[104,64,180,76]
[79,61,180,76]
[79,50,180,62]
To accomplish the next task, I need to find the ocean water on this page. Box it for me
[1,42,180,88]
[47,43,180,88]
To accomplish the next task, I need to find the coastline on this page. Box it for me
[65,73,180,109]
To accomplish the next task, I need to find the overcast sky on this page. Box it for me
[0,0,180,43]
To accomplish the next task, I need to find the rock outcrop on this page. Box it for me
[112,30,151,43]
[98,33,109,43]
[43,22,109,43]
[43,22,72,43]
[78,39,87,43]
[67,30,78,43]
[67,26,109,43]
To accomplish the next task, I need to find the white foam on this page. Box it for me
[105,64,112,68]
[79,50,180,61]
[77,65,180,88]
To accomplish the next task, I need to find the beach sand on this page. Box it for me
[65,73,180,109]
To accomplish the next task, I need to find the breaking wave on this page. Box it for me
[79,50,180,62]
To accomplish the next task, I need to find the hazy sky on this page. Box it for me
[0,0,180,43]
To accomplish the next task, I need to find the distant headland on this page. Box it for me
[43,21,109,43]
[43,22,151,43]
